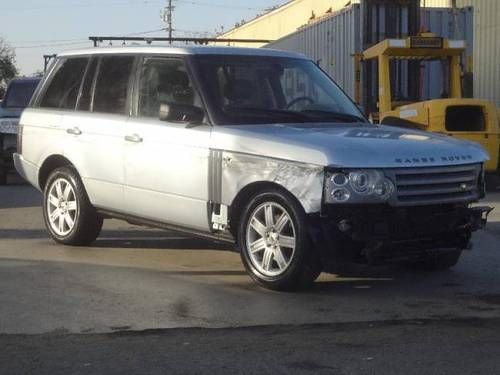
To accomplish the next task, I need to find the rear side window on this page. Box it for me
[40,58,88,110]
[93,56,135,115]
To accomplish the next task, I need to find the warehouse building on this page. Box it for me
[220,0,453,47]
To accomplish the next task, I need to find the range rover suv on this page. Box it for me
[14,46,492,290]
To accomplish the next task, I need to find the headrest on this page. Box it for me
[158,70,189,90]
[224,79,254,101]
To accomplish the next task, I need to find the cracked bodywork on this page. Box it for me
[211,150,324,214]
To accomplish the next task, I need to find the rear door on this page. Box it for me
[24,57,89,178]
[61,55,135,210]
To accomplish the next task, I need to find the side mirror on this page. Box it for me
[159,103,204,125]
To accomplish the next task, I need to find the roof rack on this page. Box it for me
[88,36,273,47]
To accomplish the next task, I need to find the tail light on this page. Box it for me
[17,123,23,154]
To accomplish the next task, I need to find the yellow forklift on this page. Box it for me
[355,33,500,175]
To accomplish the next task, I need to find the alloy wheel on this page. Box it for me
[245,202,296,277]
[47,178,78,236]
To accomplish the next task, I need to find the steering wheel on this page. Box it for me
[286,96,314,109]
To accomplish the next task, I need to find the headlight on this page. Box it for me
[325,169,395,204]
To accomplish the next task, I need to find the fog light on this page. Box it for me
[337,219,351,232]
[331,188,350,202]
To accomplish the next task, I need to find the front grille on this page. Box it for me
[386,164,481,206]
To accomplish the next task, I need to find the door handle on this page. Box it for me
[66,127,82,135]
[125,134,143,143]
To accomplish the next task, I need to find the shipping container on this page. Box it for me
[267,5,474,107]
[456,0,499,106]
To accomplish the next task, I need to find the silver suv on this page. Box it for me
[15,46,492,290]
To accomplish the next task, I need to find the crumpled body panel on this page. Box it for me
[218,152,324,213]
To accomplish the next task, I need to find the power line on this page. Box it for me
[13,41,90,49]
[124,27,167,36]
[11,27,168,49]
[11,38,89,44]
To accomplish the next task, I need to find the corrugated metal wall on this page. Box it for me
[420,6,474,99]
[267,5,474,103]
[456,0,499,106]
[267,5,361,97]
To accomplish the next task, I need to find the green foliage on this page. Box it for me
[0,38,18,83]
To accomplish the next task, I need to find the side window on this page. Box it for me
[93,56,135,115]
[138,57,199,118]
[40,57,88,110]
[77,58,98,111]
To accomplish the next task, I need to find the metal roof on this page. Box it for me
[57,45,308,60]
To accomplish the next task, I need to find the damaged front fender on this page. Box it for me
[210,150,324,214]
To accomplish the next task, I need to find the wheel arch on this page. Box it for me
[228,181,304,237]
[38,154,76,190]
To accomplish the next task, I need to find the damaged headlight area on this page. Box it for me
[325,169,395,204]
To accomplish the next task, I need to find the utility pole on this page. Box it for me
[161,0,175,44]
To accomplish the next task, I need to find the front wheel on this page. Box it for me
[238,189,321,291]
[43,167,103,246]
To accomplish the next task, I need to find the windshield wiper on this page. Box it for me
[223,107,312,123]
[300,109,366,123]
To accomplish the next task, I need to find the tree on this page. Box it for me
[0,38,18,84]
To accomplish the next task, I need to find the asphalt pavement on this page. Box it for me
[1,176,500,374]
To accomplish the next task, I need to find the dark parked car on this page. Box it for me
[0,78,40,184]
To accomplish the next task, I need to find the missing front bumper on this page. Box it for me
[309,204,493,270]
[468,206,494,231]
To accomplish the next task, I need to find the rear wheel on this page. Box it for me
[43,167,103,246]
[238,189,321,291]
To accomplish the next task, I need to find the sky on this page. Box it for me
[0,0,285,75]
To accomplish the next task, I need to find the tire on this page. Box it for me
[412,250,462,271]
[0,166,6,185]
[238,189,321,291]
[43,167,103,246]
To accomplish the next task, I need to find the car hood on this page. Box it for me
[211,123,489,168]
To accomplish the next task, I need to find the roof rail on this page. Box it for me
[88,36,273,47]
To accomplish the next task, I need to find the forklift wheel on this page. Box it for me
[485,173,500,192]
[0,167,7,186]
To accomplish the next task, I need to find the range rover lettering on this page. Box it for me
[14,46,492,291]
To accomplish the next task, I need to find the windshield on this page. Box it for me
[191,55,366,125]
[3,80,39,109]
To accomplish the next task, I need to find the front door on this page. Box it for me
[123,56,211,231]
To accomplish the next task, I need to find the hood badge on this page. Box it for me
[395,155,473,164]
